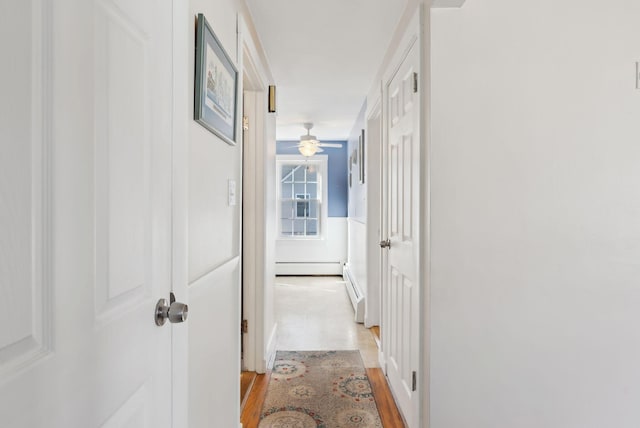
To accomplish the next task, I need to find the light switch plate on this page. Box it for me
[228,180,236,206]
[636,62,640,90]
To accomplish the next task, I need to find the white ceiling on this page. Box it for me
[245,0,406,141]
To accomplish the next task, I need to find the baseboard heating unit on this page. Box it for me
[342,264,365,323]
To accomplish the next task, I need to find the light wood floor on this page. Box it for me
[240,372,269,427]
[240,276,405,427]
[240,371,257,410]
[371,325,381,345]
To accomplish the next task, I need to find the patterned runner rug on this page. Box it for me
[259,350,383,427]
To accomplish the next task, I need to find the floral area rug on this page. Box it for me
[259,350,383,428]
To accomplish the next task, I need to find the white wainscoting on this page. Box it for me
[188,256,240,428]
[275,217,347,275]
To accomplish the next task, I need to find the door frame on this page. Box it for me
[376,3,464,426]
[418,4,434,426]
[171,0,190,424]
[238,14,277,374]
[379,4,424,427]
[365,98,382,330]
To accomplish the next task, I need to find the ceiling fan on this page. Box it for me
[296,123,342,157]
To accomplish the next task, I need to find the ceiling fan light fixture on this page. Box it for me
[299,143,318,157]
[300,133,319,144]
[297,122,337,156]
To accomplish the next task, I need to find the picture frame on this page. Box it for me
[194,13,238,145]
[358,129,365,184]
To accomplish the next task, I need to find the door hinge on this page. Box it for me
[412,371,417,391]
[242,116,249,131]
[241,319,248,333]
[412,72,418,93]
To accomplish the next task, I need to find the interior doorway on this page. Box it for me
[380,12,423,426]
[238,17,278,409]
[241,86,262,405]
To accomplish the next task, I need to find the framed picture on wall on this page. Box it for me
[358,129,365,183]
[194,13,238,145]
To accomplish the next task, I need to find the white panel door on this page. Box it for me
[0,0,182,426]
[384,38,421,427]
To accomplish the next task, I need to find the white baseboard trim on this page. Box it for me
[343,265,365,323]
[379,350,386,374]
[263,323,278,372]
[275,262,343,275]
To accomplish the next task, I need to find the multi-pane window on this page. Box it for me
[277,156,326,238]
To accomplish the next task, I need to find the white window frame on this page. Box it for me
[276,155,328,240]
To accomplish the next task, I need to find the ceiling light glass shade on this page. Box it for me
[298,143,318,157]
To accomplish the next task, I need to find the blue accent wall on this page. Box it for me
[276,141,348,217]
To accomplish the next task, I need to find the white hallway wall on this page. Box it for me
[187,0,240,422]
[275,218,348,271]
[430,0,640,426]
[186,0,271,426]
